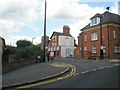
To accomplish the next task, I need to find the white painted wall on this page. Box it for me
[58,36,75,58]
[61,45,74,58]
[58,36,74,47]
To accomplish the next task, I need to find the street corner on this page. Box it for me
[109,59,120,63]
[49,62,68,68]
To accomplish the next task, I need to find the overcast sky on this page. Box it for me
[0,0,119,46]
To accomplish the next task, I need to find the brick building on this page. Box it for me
[75,11,120,59]
[48,25,75,58]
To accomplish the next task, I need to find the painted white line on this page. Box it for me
[90,69,97,72]
[114,64,120,66]
[73,73,79,76]
[105,66,111,68]
[99,67,105,70]
[109,65,114,68]
[81,71,89,74]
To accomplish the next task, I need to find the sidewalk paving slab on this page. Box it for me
[2,61,69,88]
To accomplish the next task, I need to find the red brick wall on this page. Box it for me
[76,24,120,59]
[49,34,61,58]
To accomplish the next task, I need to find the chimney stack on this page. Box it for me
[63,25,70,36]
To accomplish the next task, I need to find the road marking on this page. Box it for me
[109,65,113,68]
[99,67,105,70]
[90,69,97,72]
[114,64,120,66]
[16,63,76,89]
[105,66,111,68]
[73,73,79,76]
[81,71,89,74]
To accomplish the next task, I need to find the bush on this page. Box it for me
[7,44,43,60]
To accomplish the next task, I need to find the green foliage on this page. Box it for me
[7,43,43,60]
[6,45,16,55]
[16,40,32,48]
[26,45,43,57]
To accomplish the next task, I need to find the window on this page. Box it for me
[92,46,97,53]
[55,36,57,41]
[48,48,50,51]
[90,17,100,26]
[84,46,88,51]
[103,45,106,53]
[52,43,54,47]
[57,46,59,50]
[54,43,56,46]
[52,37,54,42]
[91,32,98,41]
[113,30,116,39]
[114,44,120,53]
[84,34,87,42]
[80,47,82,51]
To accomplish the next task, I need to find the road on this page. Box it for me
[31,58,119,88]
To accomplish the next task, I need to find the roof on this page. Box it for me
[50,32,77,47]
[50,32,63,39]
[50,31,73,39]
[81,11,120,31]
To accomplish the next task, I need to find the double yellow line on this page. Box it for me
[15,63,76,89]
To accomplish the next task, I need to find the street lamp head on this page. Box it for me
[96,14,104,19]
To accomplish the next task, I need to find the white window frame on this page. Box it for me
[80,47,82,51]
[52,43,54,47]
[52,37,54,42]
[54,43,56,47]
[84,46,88,51]
[92,46,97,53]
[84,34,87,42]
[114,44,120,53]
[91,32,98,41]
[54,36,57,41]
[113,30,116,39]
[90,17,100,26]
[103,45,106,53]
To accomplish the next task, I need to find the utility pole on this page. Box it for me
[43,0,47,62]
[99,14,103,60]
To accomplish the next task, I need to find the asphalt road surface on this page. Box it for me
[32,58,119,88]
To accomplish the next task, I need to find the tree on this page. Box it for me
[16,40,32,48]
[7,41,43,60]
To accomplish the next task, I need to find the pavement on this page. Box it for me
[2,58,120,89]
[2,61,70,89]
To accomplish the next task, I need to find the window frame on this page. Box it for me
[114,44,120,53]
[84,34,87,42]
[113,30,116,39]
[92,45,97,53]
[91,32,98,41]
[84,46,88,51]
[103,45,106,53]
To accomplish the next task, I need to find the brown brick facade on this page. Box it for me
[75,12,120,59]
[75,24,120,59]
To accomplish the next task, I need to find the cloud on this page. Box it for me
[1,0,118,45]
[47,0,105,19]
[0,0,39,36]
[111,2,119,14]
[6,35,41,46]
[46,0,118,44]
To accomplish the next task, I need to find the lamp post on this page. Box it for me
[43,0,47,62]
[99,14,103,60]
